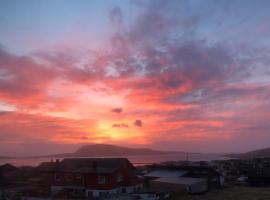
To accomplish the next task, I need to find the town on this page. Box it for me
[1,157,270,200]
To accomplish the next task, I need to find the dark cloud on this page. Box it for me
[127,0,198,45]
[134,119,142,127]
[109,6,123,24]
[111,107,123,114]
[101,0,270,126]
[22,0,256,102]
[112,123,129,128]
[34,50,108,84]
[0,0,266,115]
[0,47,71,110]
[0,47,57,98]
[103,1,247,99]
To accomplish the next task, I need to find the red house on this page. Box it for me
[37,158,143,197]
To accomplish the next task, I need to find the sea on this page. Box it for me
[0,153,230,167]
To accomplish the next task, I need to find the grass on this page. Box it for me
[172,186,270,200]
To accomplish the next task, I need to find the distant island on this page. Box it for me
[73,144,178,156]
[16,144,180,158]
[3,145,270,160]
[226,147,270,159]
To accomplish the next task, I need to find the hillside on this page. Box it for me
[173,186,270,200]
[226,147,270,159]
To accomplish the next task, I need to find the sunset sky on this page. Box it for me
[1,0,270,156]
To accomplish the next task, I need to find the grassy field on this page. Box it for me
[172,186,270,200]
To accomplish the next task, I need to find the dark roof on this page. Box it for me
[36,161,58,172]
[0,163,17,174]
[148,165,221,177]
[37,158,134,174]
[0,164,18,186]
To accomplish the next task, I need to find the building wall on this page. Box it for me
[84,184,143,197]
[149,181,187,194]
[134,193,159,200]
[52,172,85,187]
[185,167,222,189]
[149,180,208,194]
[187,181,208,194]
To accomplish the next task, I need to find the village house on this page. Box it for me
[37,158,143,198]
[142,165,224,195]
[143,169,208,194]
[181,166,224,189]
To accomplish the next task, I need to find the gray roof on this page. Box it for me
[144,169,207,186]
[152,177,207,186]
[144,169,187,178]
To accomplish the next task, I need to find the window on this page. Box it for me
[98,175,106,184]
[117,173,123,182]
[54,173,60,181]
[66,174,73,182]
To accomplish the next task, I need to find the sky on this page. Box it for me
[0,0,270,156]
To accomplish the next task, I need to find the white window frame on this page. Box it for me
[54,173,60,181]
[117,173,123,182]
[76,174,82,179]
[98,175,106,184]
[66,174,73,182]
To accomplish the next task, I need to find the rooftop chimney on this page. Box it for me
[93,161,97,171]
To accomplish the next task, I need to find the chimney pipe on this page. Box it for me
[93,161,97,171]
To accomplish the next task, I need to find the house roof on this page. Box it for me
[144,169,187,178]
[0,163,17,174]
[36,161,57,172]
[37,158,134,174]
[152,176,207,186]
[144,169,206,186]
[147,165,221,176]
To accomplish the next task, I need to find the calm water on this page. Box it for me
[0,153,229,167]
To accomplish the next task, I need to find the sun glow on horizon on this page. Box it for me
[98,120,139,141]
